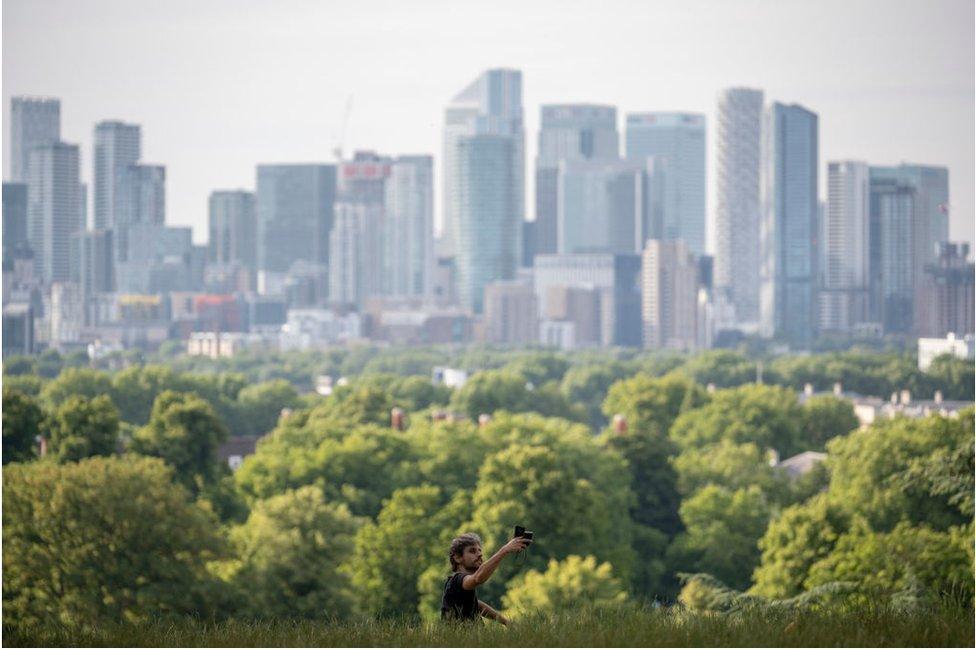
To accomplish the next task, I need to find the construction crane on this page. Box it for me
[332,95,353,163]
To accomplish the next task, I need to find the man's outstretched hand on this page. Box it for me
[501,536,531,554]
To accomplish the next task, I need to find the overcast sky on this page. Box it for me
[3,0,973,248]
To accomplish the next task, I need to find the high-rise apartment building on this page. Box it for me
[714,88,764,326]
[9,97,60,183]
[328,202,362,306]
[916,243,974,338]
[483,281,538,345]
[385,155,434,299]
[255,164,336,292]
[116,164,165,262]
[558,158,648,256]
[641,239,700,350]
[70,229,114,324]
[93,121,141,231]
[27,143,83,283]
[208,190,257,283]
[3,183,30,258]
[535,105,618,260]
[820,161,870,332]
[868,174,915,333]
[626,112,706,255]
[455,135,519,313]
[870,164,949,332]
[759,102,819,349]
[443,68,523,263]
[338,152,392,303]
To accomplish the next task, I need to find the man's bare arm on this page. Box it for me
[479,600,509,626]
[462,537,529,590]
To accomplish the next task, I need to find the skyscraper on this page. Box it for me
[337,151,392,303]
[9,97,60,183]
[442,69,524,259]
[328,202,363,306]
[385,155,434,299]
[27,142,83,282]
[116,164,165,262]
[626,112,706,255]
[209,190,257,286]
[868,174,916,333]
[3,183,30,258]
[455,134,519,313]
[535,105,618,259]
[93,121,141,231]
[557,158,647,255]
[255,164,336,292]
[916,243,974,338]
[642,239,700,350]
[714,88,764,326]
[760,102,819,349]
[820,161,870,332]
[870,164,949,332]
[483,281,538,345]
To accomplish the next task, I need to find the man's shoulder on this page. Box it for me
[446,571,473,591]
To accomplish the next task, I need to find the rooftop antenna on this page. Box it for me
[332,95,353,162]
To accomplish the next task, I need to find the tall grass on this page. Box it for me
[5,603,973,647]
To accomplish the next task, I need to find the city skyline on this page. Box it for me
[3,0,973,248]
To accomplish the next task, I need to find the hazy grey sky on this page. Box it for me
[3,0,974,247]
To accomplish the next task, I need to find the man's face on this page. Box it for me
[456,543,483,571]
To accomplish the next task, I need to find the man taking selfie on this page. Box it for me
[440,532,531,624]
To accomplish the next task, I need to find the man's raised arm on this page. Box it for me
[461,536,528,590]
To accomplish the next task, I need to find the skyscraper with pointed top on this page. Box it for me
[442,69,524,312]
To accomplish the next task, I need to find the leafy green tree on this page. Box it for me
[672,439,786,498]
[235,421,418,518]
[805,522,974,606]
[2,456,228,630]
[676,350,758,388]
[2,387,43,463]
[35,348,64,378]
[825,412,973,531]
[896,421,974,519]
[602,372,707,434]
[465,436,635,601]
[500,352,570,386]
[237,379,301,436]
[353,374,451,412]
[598,373,705,538]
[39,367,113,410]
[560,361,631,427]
[925,354,975,400]
[502,555,628,617]
[448,370,534,420]
[407,419,491,494]
[667,485,771,591]
[2,355,36,376]
[222,486,361,619]
[669,384,803,456]
[130,391,229,490]
[47,395,120,463]
[750,494,851,599]
[2,373,44,396]
[110,365,185,424]
[351,486,468,617]
[310,385,395,427]
[449,370,583,422]
[799,395,858,450]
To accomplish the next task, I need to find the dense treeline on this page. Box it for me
[2,348,973,632]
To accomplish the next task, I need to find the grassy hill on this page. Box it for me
[5,604,973,647]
